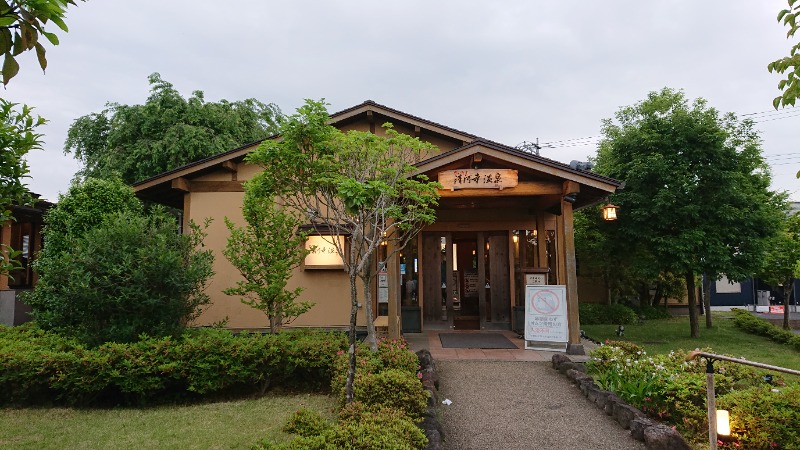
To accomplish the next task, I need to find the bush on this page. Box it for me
[717,385,800,449]
[282,408,332,437]
[27,208,214,346]
[265,403,427,450]
[732,308,800,351]
[586,342,782,444]
[634,304,672,320]
[0,325,347,406]
[579,303,639,325]
[353,369,428,419]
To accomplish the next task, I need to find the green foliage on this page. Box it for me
[587,342,791,445]
[0,324,348,406]
[247,99,440,400]
[0,98,46,275]
[259,339,427,450]
[282,408,332,437]
[768,0,800,109]
[262,403,427,450]
[38,177,142,255]
[579,303,639,325]
[0,0,80,85]
[584,88,785,337]
[758,212,800,329]
[634,304,672,320]
[731,308,800,351]
[330,338,421,401]
[65,73,282,184]
[26,183,214,345]
[224,190,312,333]
[717,385,800,450]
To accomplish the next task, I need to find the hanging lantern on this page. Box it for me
[602,203,619,221]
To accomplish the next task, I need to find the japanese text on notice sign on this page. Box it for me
[524,285,568,343]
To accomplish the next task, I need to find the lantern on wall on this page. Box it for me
[602,203,619,221]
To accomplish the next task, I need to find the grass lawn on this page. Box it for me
[582,311,800,371]
[0,394,335,450]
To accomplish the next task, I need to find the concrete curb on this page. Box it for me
[416,349,443,450]
[552,355,691,450]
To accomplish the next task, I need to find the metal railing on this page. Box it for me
[685,350,800,450]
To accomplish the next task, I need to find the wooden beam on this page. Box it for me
[172,181,245,193]
[221,161,237,172]
[171,177,191,192]
[414,125,421,138]
[563,180,580,195]
[387,238,401,339]
[367,110,375,134]
[437,181,560,198]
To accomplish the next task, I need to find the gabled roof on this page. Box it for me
[133,100,621,210]
[416,138,621,191]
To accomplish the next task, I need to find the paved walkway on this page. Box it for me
[405,331,645,450]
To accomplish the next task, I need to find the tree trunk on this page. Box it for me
[784,278,793,330]
[345,272,359,404]
[686,270,700,338]
[703,274,713,329]
[651,283,663,307]
[362,269,378,352]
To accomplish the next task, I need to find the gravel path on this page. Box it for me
[437,360,646,450]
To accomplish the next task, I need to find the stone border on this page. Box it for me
[416,349,444,450]
[551,354,691,450]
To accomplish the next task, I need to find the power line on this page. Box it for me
[537,106,799,150]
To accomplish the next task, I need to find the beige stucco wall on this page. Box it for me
[187,167,368,330]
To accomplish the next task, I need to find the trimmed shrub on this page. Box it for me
[282,408,332,437]
[579,303,638,325]
[0,325,347,406]
[732,308,800,351]
[717,385,800,449]
[353,369,428,419]
[634,304,672,320]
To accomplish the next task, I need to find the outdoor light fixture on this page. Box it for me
[602,203,619,221]
[563,193,577,203]
[716,410,730,436]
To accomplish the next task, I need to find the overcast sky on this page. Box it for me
[3,0,799,202]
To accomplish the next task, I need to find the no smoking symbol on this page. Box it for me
[530,290,560,315]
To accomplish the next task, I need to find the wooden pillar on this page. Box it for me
[535,213,547,271]
[561,181,583,354]
[507,229,516,314]
[0,220,10,290]
[387,239,401,339]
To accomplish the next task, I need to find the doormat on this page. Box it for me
[439,333,518,349]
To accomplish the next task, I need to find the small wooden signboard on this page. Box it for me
[438,169,518,191]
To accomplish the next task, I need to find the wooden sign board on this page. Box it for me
[439,169,518,190]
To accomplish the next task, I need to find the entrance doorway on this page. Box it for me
[421,232,511,330]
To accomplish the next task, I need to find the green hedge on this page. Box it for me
[731,308,800,352]
[259,338,429,450]
[0,324,347,406]
[579,303,639,325]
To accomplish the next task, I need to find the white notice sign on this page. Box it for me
[524,285,568,351]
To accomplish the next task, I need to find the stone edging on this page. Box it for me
[551,354,691,450]
[416,349,443,450]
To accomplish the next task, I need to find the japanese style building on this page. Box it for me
[134,100,621,354]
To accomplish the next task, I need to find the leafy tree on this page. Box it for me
[246,100,440,403]
[768,0,800,108]
[589,88,784,338]
[0,0,81,85]
[26,178,213,345]
[758,212,800,330]
[39,177,141,255]
[223,187,313,333]
[64,73,282,184]
[0,99,45,276]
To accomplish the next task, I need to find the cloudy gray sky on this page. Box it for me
[3,0,799,202]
